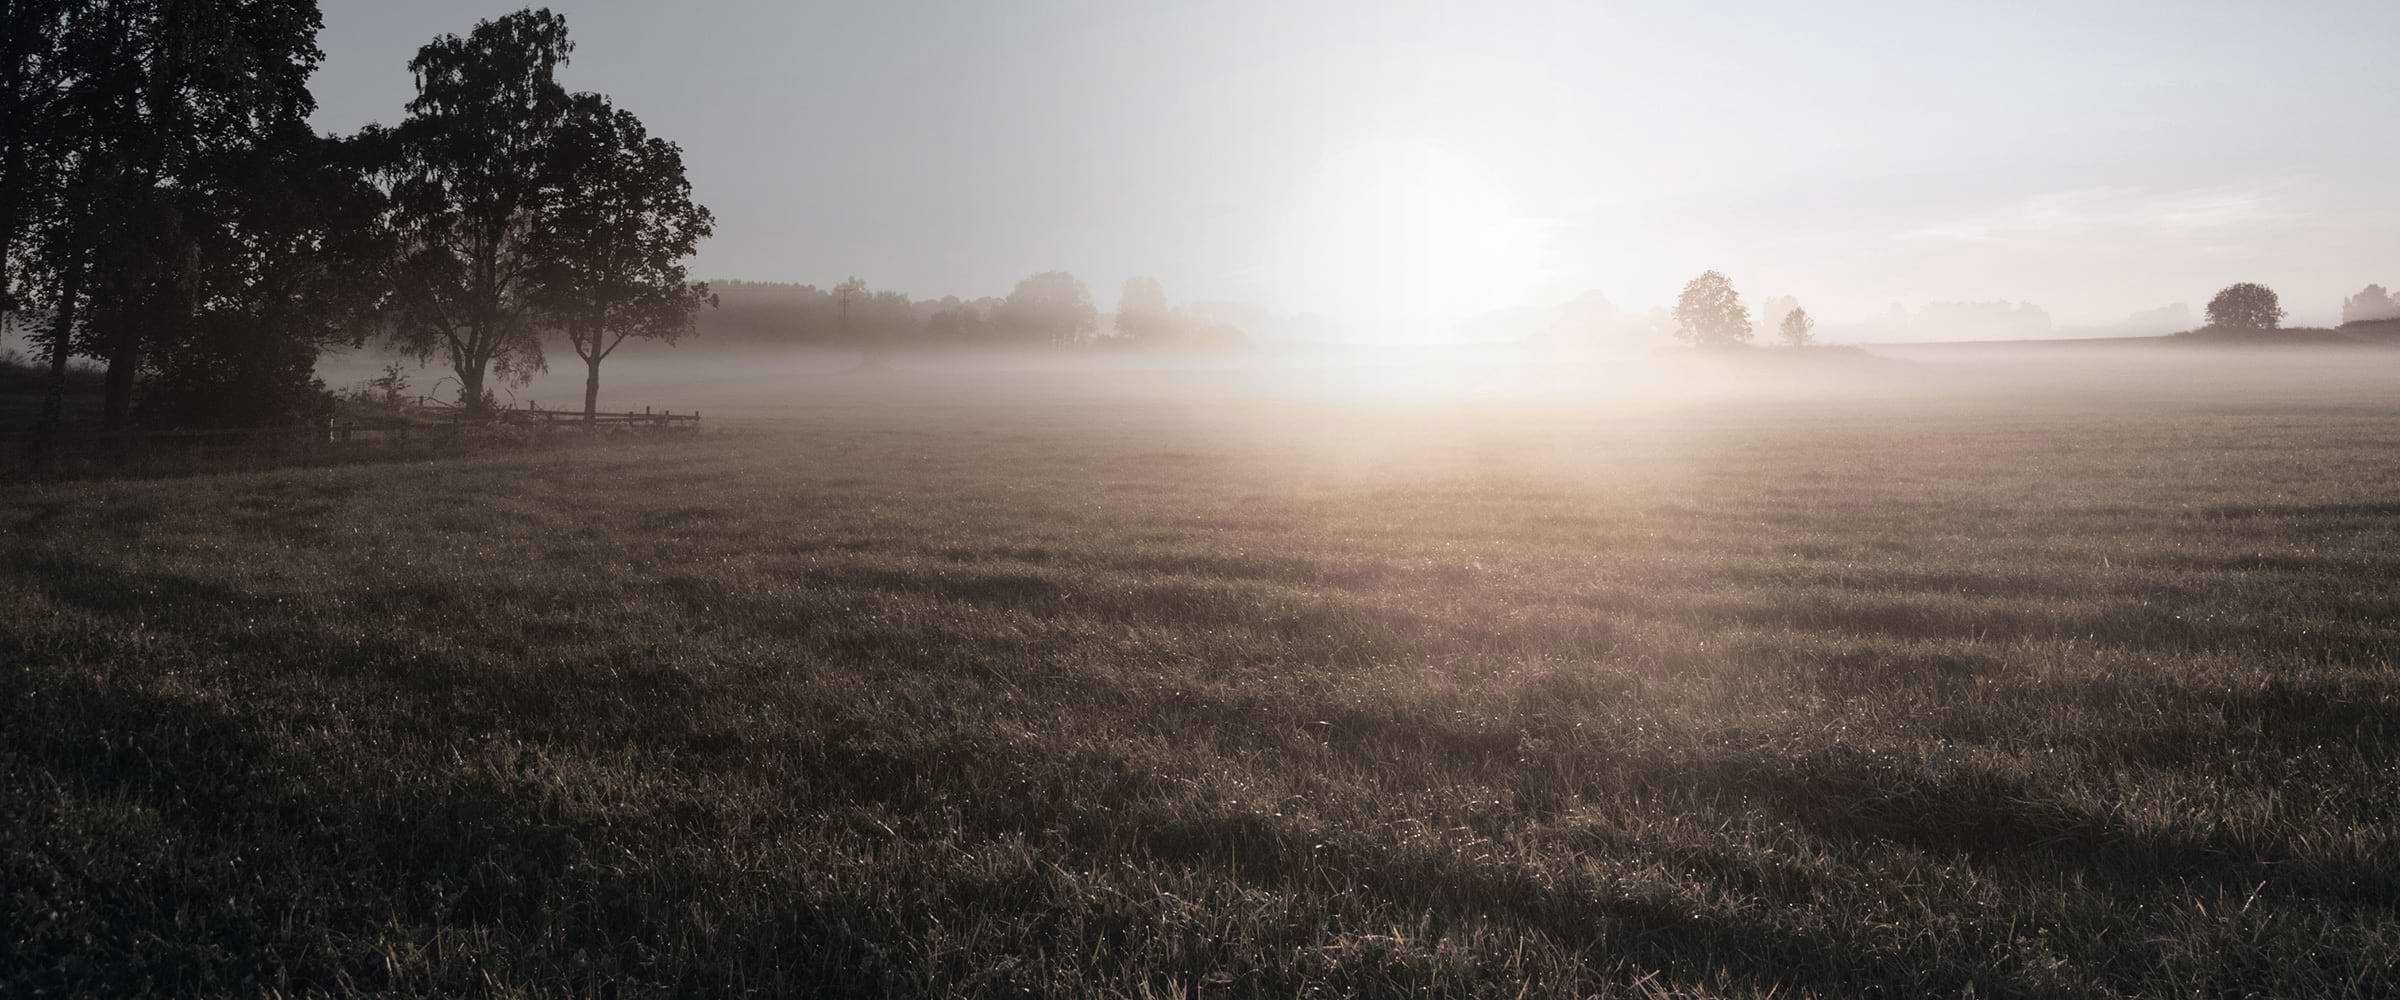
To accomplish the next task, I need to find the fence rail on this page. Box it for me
[4,400,701,478]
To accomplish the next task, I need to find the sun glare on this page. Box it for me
[1276,138,1551,341]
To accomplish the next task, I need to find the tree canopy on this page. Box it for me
[2342,284,2398,325]
[11,0,330,428]
[532,91,714,417]
[2204,283,2283,332]
[1778,305,1815,347]
[1673,271,1753,348]
[380,7,576,411]
[1116,276,1172,342]
[997,270,1097,345]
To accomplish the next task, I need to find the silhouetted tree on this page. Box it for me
[998,270,1096,345]
[532,92,714,419]
[0,0,77,327]
[2341,283,2398,325]
[925,295,995,342]
[19,0,325,429]
[1116,275,1173,342]
[1779,305,1815,347]
[7,2,105,432]
[380,7,574,413]
[832,276,867,337]
[2205,282,2283,332]
[142,127,390,427]
[1672,270,1752,347]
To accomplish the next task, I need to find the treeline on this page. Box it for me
[1,4,709,430]
[698,274,1250,353]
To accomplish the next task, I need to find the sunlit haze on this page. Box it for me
[16,2,2400,992]
[309,1,2400,338]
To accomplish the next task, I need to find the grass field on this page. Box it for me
[5,351,2398,997]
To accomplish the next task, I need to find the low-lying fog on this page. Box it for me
[312,339,2400,423]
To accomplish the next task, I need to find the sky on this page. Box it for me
[312,1,2400,335]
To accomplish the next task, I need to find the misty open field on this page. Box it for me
[5,351,2398,997]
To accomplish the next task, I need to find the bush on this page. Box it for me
[138,316,335,429]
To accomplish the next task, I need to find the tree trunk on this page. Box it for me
[101,326,138,430]
[36,254,83,433]
[457,365,485,414]
[584,354,601,422]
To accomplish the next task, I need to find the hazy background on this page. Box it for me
[308,1,2400,340]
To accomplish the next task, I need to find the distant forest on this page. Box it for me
[696,275,1253,353]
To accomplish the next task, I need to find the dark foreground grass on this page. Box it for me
[4,357,2399,997]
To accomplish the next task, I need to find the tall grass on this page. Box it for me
[4,361,2397,997]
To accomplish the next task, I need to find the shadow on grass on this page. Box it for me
[1682,746,2399,911]
[1695,590,2400,663]
[9,552,253,615]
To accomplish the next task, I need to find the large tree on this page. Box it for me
[17,0,325,429]
[2205,282,2283,332]
[1673,270,1752,348]
[381,7,573,413]
[532,91,714,418]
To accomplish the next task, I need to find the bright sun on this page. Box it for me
[1275,138,1551,341]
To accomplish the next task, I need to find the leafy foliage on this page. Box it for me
[1779,305,1816,347]
[140,128,389,428]
[2340,284,2398,325]
[379,7,576,412]
[531,91,715,415]
[10,0,329,428]
[1116,275,1172,341]
[1673,270,1752,347]
[2205,282,2284,332]
[996,270,1098,345]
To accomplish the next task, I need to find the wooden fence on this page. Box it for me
[322,398,704,442]
[3,400,701,479]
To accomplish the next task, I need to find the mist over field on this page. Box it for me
[305,334,2400,421]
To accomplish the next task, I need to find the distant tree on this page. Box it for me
[997,270,1096,345]
[2342,283,2398,325]
[532,92,715,419]
[1778,305,1816,347]
[360,361,412,405]
[1672,270,1752,347]
[1115,275,1173,342]
[2204,282,2284,332]
[1759,294,1799,335]
[926,296,994,341]
[380,8,576,414]
[832,276,867,338]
